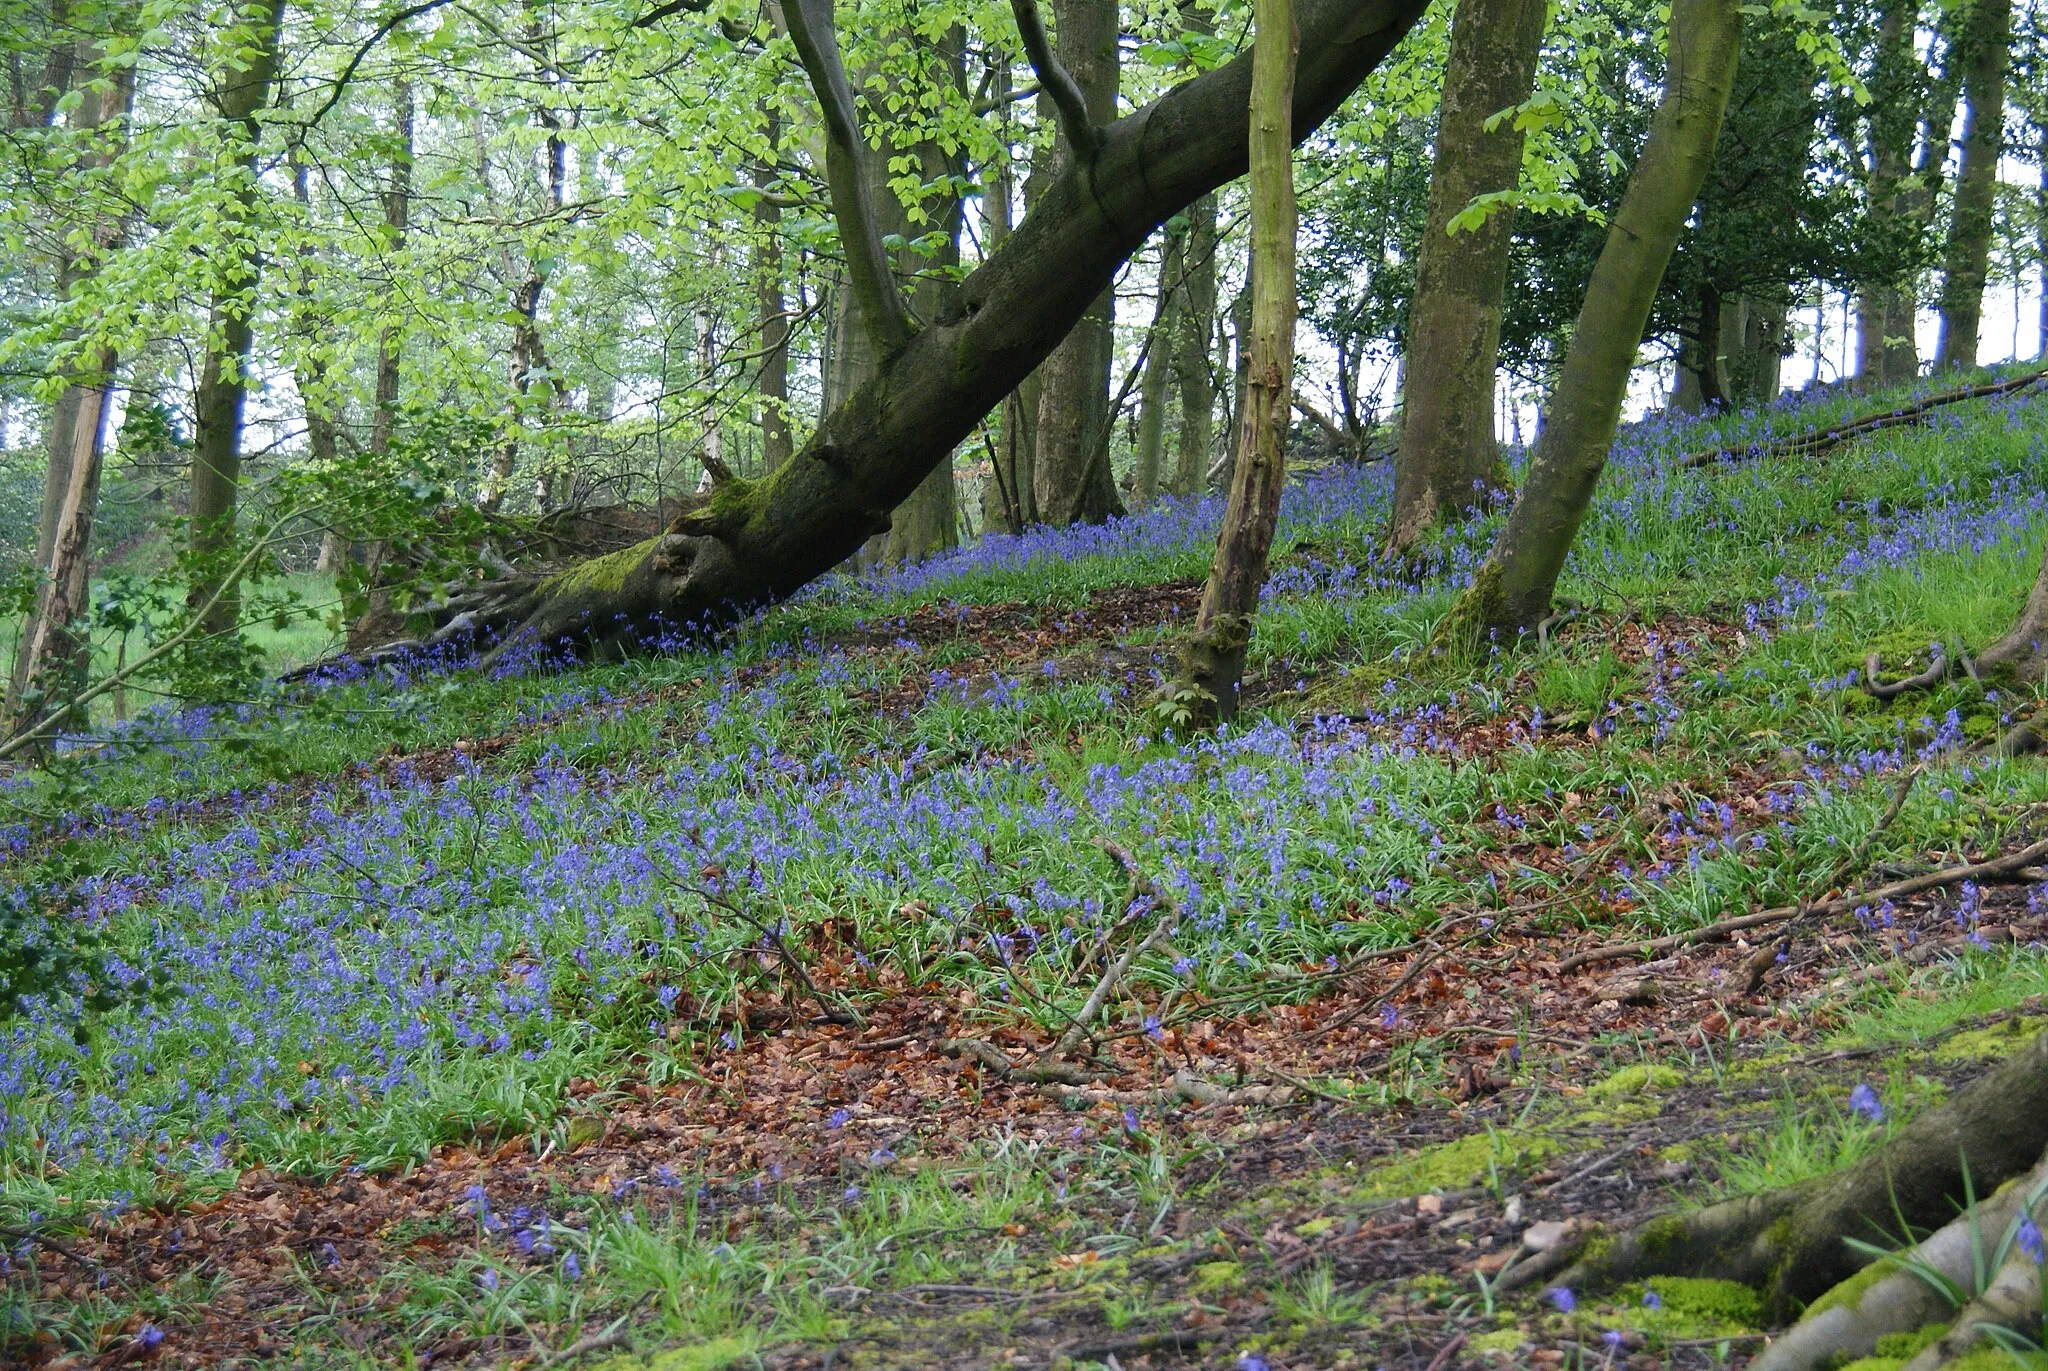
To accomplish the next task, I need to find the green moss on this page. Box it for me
[595,1333,762,1371]
[1192,1261,1244,1294]
[1468,1329,1529,1355]
[1616,1277,1762,1337]
[1933,1016,2043,1063]
[1295,1216,1336,1238]
[1636,1214,1692,1257]
[1590,1064,1686,1100]
[1802,1256,1900,1321]
[1833,1358,1904,1371]
[541,538,658,599]
[1352,1129,1556,1198]
[1873,1324,1949,1358]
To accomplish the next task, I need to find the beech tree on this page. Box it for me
[1438,0,1743,645]
[369,0,1433,665]
[1385,0,1547,554]
[1169,0,1297,725]
[1935,0,2014,371]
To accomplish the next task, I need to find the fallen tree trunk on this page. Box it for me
[1522,1026,2048,1325]
[1677,367,2048,469]
[353,0,1430,668]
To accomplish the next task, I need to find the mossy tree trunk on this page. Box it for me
[1172,0,1297,726]
[1934,0,2012,373]
[1855,0,1923,390]
[1437,0,1742,647]
[389,0,1429,666]
[1386,0,1547,554]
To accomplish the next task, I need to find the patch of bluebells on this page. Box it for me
[3,384,2044,1195]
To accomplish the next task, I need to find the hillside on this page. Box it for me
[4,373,2048,1370]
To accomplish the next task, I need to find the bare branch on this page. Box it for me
[780,0,914,352]
[1010,0,1098,158]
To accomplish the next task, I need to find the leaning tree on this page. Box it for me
[344,0,1431,667]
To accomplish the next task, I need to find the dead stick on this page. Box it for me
[1558,836,2048,974]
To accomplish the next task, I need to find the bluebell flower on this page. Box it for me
[1849,1083,1885,1123]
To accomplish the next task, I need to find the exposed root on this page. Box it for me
[1747,1149,2047,1371]
[1864,647,1952,699]
[1538,1027,2048,1323]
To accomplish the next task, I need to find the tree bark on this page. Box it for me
[753,129,793,471]
[1131,226,1183,508]
[479,106,566,514]
[1032,0,1124,526]
[1171,192,1220,497]
[980,108,1037,533]
[1386,0,1545,553]
[1855,0,1918,389]
[394,0,1428,667]
[1438,0,1742,646]
[1173,0,1297,726]
[186,0,286,639]
[1547,1028,2048,1325]
[1935,0,2011,372]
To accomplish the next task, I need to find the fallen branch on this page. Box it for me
[1046,841,1181,1061]
[1557,834,2048,974]
[1863,648,1951,699]
[1678,367,2048,469]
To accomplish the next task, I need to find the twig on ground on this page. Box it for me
[1677,367,2048,469]
[1425,1333,1469,1371]
[1046,841,1180,1061]
[1557,835,2048,974]
[1321,942,1449,1032]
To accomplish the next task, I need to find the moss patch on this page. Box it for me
[1631,1277,1762,1332]
[1590,1064,1686,1100]
[1803,1256,1900,1321]
[541,538,657,599]
[1874,1324,1949,1358]
[1933,1016,2043,1064]
[1192,1261,1245,1294]
[595,1333,763,1371]
[1468,1328,1529,1355]
[1353,1129,1556,1198]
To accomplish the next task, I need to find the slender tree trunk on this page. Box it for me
[357,0,1432,666]
[1856,0,1917,389]
[350,75,411,644]
[1170,193,1220,497]
[186,0,286,639]
[288,154,348,574]
[1131,227,1183,508]
[2038,117,2047,360]
[1726,295,1785,407]
[753,128,793,471]
[1936,0,2010,372]
[1174,0,1297,726]
[980,114,1037,533]
[1032,0,1124,526]
[480,112,566,514]
[1221,281,1253,489]
[1386,0,1546,553]
[1440,0,1742,645]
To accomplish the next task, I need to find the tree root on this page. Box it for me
[1865,647,1954,700]
[1531,1027,2048,1324]
[1750,1149,2048,1371]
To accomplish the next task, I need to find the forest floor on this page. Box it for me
[4,369,2048,1371]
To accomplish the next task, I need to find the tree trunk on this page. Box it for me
[186,0,286,639]
[1935,0,2010,372]
[1546,1028,2048,1326]
[1131,227,1183,508]
[980,115,1036,534]
[479,112,566,515]
[753,133,793,471]
[1386,0,1545,553]
[1032,0,1124,527]
[1220,281,1253,489]
[289,152,348,575]
[1173,0,1297,726]
[1855,0,1919,390]
[1171,192,1220,497]
[1726,294,1785,408]
[1439,0,1742,646]
[349,75,412,643]
[381,0,1429,667]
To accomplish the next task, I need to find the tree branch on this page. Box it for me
[780,0,914,353]
[1010,0,1098,158]
[302,0,457,130]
